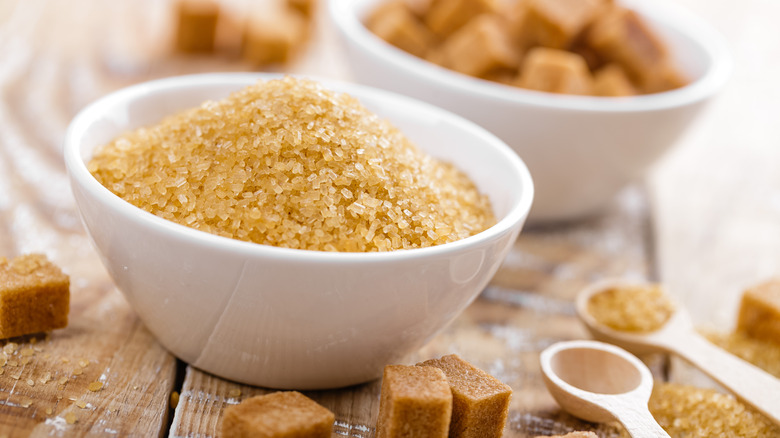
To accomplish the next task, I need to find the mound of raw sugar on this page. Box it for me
[88,77,495,252]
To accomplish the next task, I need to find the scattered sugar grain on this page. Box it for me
[20,357,30,365]
[75,399,87,409]
[58,376,69,385]
[26,379,35,387]
[0,355,6,367]
[88,77,494,253]
[45,407,53,415]
[65,412,77,424]
[643,382,780,437]
[88,381,104,392]
[588,284,675,333]
[78,359,89,368]
[40,372,52,384]
[20,348,34,357]
[21,399,32,408]
[7,360,17,367]
[4,343,17,355]
[703,330,780,378]
[228,388,242,398]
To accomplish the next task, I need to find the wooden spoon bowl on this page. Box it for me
[540,340,669,437]
[576,278,780,427]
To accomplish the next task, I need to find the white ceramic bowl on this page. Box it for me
[64,73,533,389]
[329,0,731,222]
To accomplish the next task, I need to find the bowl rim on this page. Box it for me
[64,72,534,264]
[328,0,732,113]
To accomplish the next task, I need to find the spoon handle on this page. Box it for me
[671,331,780,425]
[613,408,670,438]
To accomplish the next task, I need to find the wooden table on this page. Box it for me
[0,0,778,436]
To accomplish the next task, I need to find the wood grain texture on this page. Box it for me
[0,2,178,436]
[0,260,177,436]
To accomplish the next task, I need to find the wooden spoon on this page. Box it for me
[540,340,669,437]
[576,279,780,426]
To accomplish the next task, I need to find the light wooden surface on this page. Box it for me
[0,0,778,436]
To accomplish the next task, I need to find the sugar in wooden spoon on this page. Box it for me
[576,279,780,427]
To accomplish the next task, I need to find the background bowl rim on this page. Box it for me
[64,72,534,264]
[328,0,733,113]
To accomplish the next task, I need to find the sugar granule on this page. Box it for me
[89,77,494,252]
[588,284,675,333]
[703,330,780,378]
[642,382,780,438]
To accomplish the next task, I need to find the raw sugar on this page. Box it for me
[89,77,494,252]
[376,364,452,438]
[587,283,675,333]
[0,254,69,339]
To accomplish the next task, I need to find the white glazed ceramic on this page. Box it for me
[329,0,731,222]
[64,73,534,389]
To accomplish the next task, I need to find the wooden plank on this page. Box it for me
[0,254,178,436]
[0,2,178,435]
[170,187,655,438]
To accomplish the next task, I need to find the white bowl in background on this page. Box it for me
[64,73,534,389]
[329,0,731,222]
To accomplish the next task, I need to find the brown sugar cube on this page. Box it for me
[569,28,608,71]
[287,0,317,18]
[535,433,598,438]
[593,64,636,96]
[440,14,520,77]
[518,47,593,95]
[425,47,450,68]
[418,354,512,438]
[483,68,519,86]
[376,365,452,438]
[404,0,435,18]
[174,0,220,53]
[0,254,69,339]
[640,62,688,94]
[586,7,678,91]
[367,1,438,58]
[242,7,307,65]
[522,0,606,49]
[425,0,496,37]
[737,279,780,344]
[502,0,533,48]
[222,391,334,438]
